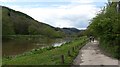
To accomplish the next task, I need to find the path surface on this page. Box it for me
[73,40,119,67]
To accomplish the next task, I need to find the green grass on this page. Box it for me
[99,40,119,59]
[2,36,88,65]
[0,58,2,67]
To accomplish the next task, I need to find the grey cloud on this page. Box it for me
[60,14,90,28]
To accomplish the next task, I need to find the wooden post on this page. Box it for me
[68,50,71,56]
[61,55,64,64]
[72,47,74,52]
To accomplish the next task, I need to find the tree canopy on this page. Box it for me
[85,2,120,59]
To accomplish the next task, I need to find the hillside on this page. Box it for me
[2,6,65,38]
[2,6,82,39]
[61,28,80,35]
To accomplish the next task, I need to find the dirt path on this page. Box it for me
[73,40,119,66]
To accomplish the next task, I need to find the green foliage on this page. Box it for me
[2,7,15,35]
[86,2,120,59]
[2,6,64,38]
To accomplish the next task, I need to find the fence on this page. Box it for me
[60,39,88,64]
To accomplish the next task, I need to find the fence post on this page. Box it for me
[68,50,71,56]
[72,47,74,52]
[61,55,64,64]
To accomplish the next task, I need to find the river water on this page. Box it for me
[2,38,70,56]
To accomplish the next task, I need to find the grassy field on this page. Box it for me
[2,36,88,66]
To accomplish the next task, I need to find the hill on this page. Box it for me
[2,6,82,39]
[2,6,65,38]
[61,28,80,35]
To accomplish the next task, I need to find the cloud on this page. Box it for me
[0,0,108,2]
[70,0,95,3]
[0,0,16,2]
[1,0,105,29]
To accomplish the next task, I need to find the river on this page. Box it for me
[2,37,70,56]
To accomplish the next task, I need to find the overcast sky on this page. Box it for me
[0,0,107,30]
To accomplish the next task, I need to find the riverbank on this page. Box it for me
[2,36,88,66]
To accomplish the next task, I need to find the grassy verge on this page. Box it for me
[2,36,88,66]
[99,39,119,59]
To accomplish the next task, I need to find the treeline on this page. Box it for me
[2,6,65,38]
[85,2,120,59]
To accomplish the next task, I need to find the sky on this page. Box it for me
[0,0,108,30]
